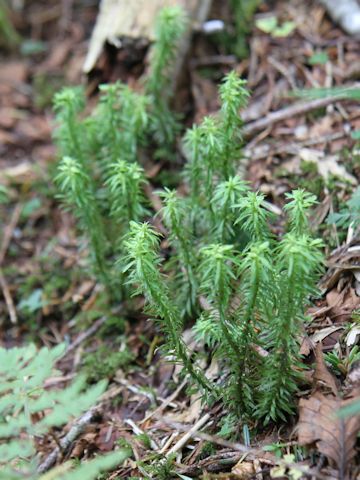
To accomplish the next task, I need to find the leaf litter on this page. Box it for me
[1,0,360,478]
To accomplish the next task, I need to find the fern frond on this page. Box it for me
[0,343,115,479]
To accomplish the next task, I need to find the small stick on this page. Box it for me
[0,268,17,324]
[64,314,108,356]
[0,203,22,265]
[124,419,159,450]
[140,378,188,425]
[37,386,123,473]
[162,418,329,479]
[243,96,344,138]
[37,407,99,473]
[244,130,348,161]
[166,413,210,457]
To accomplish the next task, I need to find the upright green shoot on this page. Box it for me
[146,6,188,147]
[124,222,216,396]
[55,156,112,290]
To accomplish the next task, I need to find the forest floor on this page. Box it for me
[1,0,360,478]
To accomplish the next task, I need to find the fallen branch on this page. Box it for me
[37,386,123,473]
[0,203,22,266]
[37,407,99,473]
[0,268,17,324]
[243,96,344,138]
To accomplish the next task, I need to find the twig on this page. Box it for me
[0,268,17,324]
[37,407,99,473]
[64,314,108,356]
[243,96,344,138]
[163,417,256,456]
[166,413,211,457]
[162,418,329,479]
[244,130,348,161]
[124,419,159,450]
[0,203,22,265]
[139,378,187,425]
[37,386,123,473]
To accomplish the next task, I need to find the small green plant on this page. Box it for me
[0,184,9,204]
[82,345,134,383]
[53,16,324,426]
[327,186,360,231]
[53,7,188,297]
[145,6,188,148]
[0,343,131,479]
[324,345,360,376]
[230,0,261,58]
[0,0,20,48]
[127,70,323,421]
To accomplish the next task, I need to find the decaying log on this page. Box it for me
[83,0,212,74]
[319,0,360,36]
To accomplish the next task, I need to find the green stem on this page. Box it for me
[142,262,216,395]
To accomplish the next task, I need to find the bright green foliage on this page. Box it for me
[256,233,323,423]
[53,45,324,426]
[55,156,111,288]
[123,222,216,396]
[159,188,198,314]
[125,190,324,422]
[53,87,87,164]
[106,159,149,227]
[184,73,249,220]
[211,176,248,242]
[219,72,249,178]
[284,189,317,234]
[95,82,149,168]
[53,7,189,293]
[327,186,360,231]
[235,191,272,242]
[0,343,131,479]
[146,6,188,147]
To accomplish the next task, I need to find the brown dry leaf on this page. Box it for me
[298,392,360,474]
[313,343,339,395]
[231,460,255,479]
[299,148,357,185]
[0,62,28,84]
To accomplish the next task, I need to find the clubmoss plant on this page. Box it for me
[159,188,198,314]
[95,82,149,169]
[53,87,87,165]
[125,190,324,422]
[146,6,188,147]
[53,47,324,425]
[123,221,216,396]
[106,159,149,228]
[256,233,323,423]
[55,156,112,289]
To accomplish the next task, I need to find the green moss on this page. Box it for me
[82,345,135,383]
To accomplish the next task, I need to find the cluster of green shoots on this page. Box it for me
[53,6,324,424]
[53,6,186,298]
